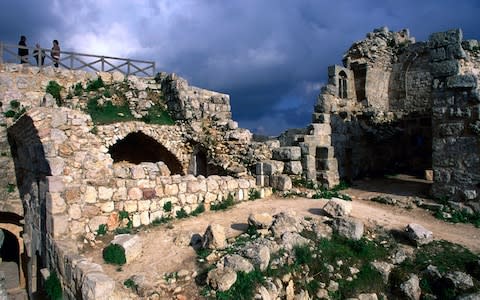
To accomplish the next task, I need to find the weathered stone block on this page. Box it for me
[202,224,226,250]
[272,147,302,161]
[98,187,113,200]
[446,74,477,89]
[81,272,115,300]
[405,223,433,246]
[332,217,364,240]
[46,192,66,214]
[270,175,292,191]
[284,161,302,175]
[256,160,284,175]
[111,234,143,263]
[323,199,352,217]
[430,60,460,77]
[429,29,463,48]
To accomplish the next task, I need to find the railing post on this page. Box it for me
[152,62,155,76]
[101,56,104,72]
[70,54,73,70]
[127,60,130,76]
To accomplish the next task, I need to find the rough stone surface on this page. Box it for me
[207,268,237,292]
[202,224,227,250]
[400,274,421,300]
[332,217,364,240]
[111,234,143,264]
[270,211,303,238]
[248,213,273,229]
[405,223,433,245]
[322,198,352,217]
[223,254,254,273]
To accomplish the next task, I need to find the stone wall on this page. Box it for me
[430,29,480,203]
[0,64,271,298]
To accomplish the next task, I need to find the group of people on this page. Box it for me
[17,35,61,67]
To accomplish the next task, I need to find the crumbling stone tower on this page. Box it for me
[299,27,479,204]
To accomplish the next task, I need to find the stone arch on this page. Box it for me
[338,71,348,99]
[108,131,184,175]
[0,226,25,291]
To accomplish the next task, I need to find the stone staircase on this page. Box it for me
[296,113,340,188]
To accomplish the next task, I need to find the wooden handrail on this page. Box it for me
[0,42,155,76]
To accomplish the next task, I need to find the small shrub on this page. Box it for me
[294,244,313,265]
[141,104,174,125]
[211,193,235,211]
[190,203,205,216]
[163,201,172,212]
[103,88,112,98]
[123,278,137,291]
[103,243,126,265]
[73,82,83,96]
[4,110,15,118]
[176,208,189,219]
[246,225,258,236]
[96,224,107,236]
[86,77,104,92]
[7,183,15,193]
[46,81,63,106]
[119,210,129,220]
[248,188,261,200]
[10,100,20,109]
[86,97,135,124]
[152,216,172,226]
[45,271,62,300]
[90,125,98,135]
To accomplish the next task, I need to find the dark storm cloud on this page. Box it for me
[1,0,479,135]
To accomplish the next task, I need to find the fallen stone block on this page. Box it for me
[223,254,254,273]
[207,268,237,292]
[202,224,227,250]
[405,223,433,246]
[322,198,352,217]
[111,234,142,264]
[81,272,115,300]
[332,217,364,241]
[248,213,273,229]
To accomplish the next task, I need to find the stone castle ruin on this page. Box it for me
[0,27,478,299]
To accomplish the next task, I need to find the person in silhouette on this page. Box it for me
[18,35,28,64]
[33,43,45,66]
[51,39,60,67]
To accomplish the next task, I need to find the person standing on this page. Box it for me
[18,35,28,64]
[33,43,45,66]
[51,40,60,67]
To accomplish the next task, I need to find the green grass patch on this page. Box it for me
[338,264,385,298]
[216,270,265,300]
[435,208,480,228]
[103,244,126,265]
[141,104,174,125]
[151,216,173,226]
[86,97,136,125]
[73,82,83,96]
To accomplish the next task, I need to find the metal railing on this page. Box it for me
[0,42,155,76]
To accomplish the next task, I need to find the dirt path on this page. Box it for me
[88,176,480,298]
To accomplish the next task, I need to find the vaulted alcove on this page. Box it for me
[109,131,184,175]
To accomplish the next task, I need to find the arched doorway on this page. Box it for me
[108,131,184,174]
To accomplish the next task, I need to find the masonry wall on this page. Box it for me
[430,29,480,203]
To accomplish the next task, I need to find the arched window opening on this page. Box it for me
[108,131,183,175]
[338,71,348,99]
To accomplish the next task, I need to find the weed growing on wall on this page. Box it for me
[248,189,261,200]
[141,104,175,125]
[211,193,235,211]
[176,208,189,219]
[190,203,205,216]
[163,201,172,212]
[103,244,126,265]
[96,224,107,236]
[86,77,104,92]
[86,97,135,125]
[46,81,63,106]
[6,183,15,193]
[45,271,62,300]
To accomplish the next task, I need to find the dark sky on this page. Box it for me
[1,0,479,135]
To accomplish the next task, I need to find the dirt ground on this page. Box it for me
[87,175,480,298]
